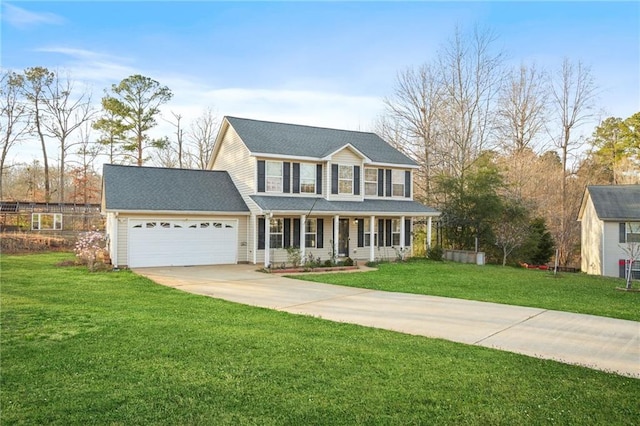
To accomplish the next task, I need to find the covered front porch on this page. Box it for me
[248,196,439,267]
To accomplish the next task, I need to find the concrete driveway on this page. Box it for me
[134,264,640,379]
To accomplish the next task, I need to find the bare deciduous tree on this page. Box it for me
[188,108,219,169]
[41,71,94,203]
[496,63,548,154]
[437,26,505,180]
[382,64,443,203]
[22,67,54,201]
[1,70,30,199]
[548,58,598,264]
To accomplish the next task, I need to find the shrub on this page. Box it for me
[286,246,302,267]
[74,231,107,272]
[427,245,444,261]
[323,259,333,267]
[343,257,354,267]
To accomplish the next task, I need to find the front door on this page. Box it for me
[339,218,349,256]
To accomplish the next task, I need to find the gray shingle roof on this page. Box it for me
[103,164,249,212]
[587,185,640,220]
[226,116,417,166]
[250,195,439,215]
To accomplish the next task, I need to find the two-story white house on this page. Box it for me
[578,185,640,279]
[102,117,440,268]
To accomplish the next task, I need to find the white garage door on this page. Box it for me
[128,219,238,267]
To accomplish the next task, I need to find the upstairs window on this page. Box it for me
[300,163,316,194]
[626,222,640,243]
[338,165,353,194]
[392,170,405,197]
[266,161,283,192]
[364,168,377,196]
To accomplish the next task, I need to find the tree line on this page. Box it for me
[378,26,639,266]
[1,69,219,204]
[2,26,638,266]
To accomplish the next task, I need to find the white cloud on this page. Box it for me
[2,3,64,28]
[34,47,136,87]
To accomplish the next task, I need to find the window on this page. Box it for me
[626,222,640,243]
[364,218,377,247]
[364,168,377,196]
[266,161,283,192]
[270,218,283,249]
[392,170,405,197]
[392,219,401,246]
[305,218,317,248]
[300,163,316,193]
[31,213,63,230]
[338,165,353,194]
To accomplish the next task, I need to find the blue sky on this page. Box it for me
[2,1,639,163]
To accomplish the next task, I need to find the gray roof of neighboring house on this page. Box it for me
[587,185,640,220]
[103,164,249,212]
[250,195,440,215]
[226,116,417,166]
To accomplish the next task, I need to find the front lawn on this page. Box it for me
[2,253,639,425]
[291,259,640,321]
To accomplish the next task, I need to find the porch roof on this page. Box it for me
[250,195,440,216]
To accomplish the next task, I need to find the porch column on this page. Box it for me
[251,213,257,265]
[369,215,375,262]
[427,216,432,250]
[300,214,306,262]
[333,215,339,260]
[400,215,405,248]
[264,214,271,268]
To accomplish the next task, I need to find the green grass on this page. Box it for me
[2,253,639,425]
[290,259,640,321]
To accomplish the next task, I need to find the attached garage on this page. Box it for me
[128,219,238,267]
[102,165,249,268]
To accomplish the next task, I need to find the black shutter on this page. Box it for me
[258,217,265,249]
[378,219,385,247]
[331,164,338,194]
[284,218,291,248]
[317,219,324,248]
[405,219,411,247]
[357,219,364,247]
[292,163,300,194]
[293,218,301,248]
[377,169,384,196]
[257,160,266,193]
[385,169,392,197]
[620,260,626,278]
[283,162,290,193]
[386,219,392,247]
[405,170,411,198]
[316,164,323,194]
[620,223,626,243]
[354,166,360,195]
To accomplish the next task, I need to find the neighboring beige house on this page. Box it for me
[103,117,440,268]
[578,185,640,278]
